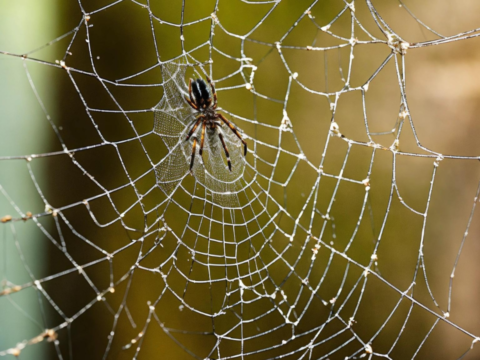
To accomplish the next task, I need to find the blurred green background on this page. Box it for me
[1,0,480,359]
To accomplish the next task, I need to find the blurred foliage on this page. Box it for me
[1,0,479,359]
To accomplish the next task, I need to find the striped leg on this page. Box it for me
[206,77,218,109]
[185,96,198,110]
[199,122,206,158]
[217,114,247,156]
[186,116,205,141]
[190,137,197,171]
[185,79,198,110]
[218,133,232,171]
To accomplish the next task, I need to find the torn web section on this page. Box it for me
[153,60,247,207]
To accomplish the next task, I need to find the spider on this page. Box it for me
[184,77,247,172]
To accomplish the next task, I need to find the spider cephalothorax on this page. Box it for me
[184,77,247,172]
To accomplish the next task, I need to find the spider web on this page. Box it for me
[153,61,247,207]
[1,0,480,359]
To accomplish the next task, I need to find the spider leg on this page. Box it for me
[217,114,247,156]
[207,76,218,109]
[199,122,207,158]
[185,115,205,141]
[185,96,198,110]
[218,132,232,171]
[190,137,197,171]
[185,79,199,110]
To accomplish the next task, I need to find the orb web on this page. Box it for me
[1,1,480,359]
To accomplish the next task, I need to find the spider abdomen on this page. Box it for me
[192,79,210,108]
